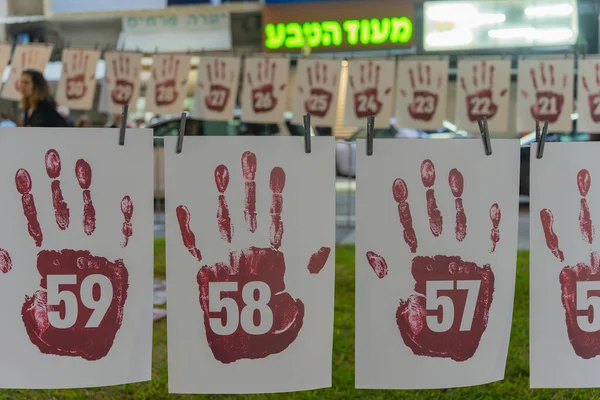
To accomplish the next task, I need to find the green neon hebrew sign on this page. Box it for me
[265,17,412,50]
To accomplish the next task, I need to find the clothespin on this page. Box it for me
[536,120,548,159]
[176,112,187,154]
[366,115,375,156]
[303,114,311,154]
[119,104,128,146]
[477,117,492,156]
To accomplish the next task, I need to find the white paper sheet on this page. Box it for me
[100,51,143,114]
[576,56,600,133]
[344,59,395,128]
[2,44,53,101]
[396,58,449,130]
[356,139,520,389]
[516,57,574,133]
[455,58,510,134]
[241,56,289,123]
[165,136,335,394]
[55,48,100,111]
[292,59,342,127]
[194,56,242,121]
[530,142,600,387]
[0,128,154,388]
[146,54,191,115]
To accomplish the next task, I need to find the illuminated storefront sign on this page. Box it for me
[262,1,414,52]
[423,0,578,51]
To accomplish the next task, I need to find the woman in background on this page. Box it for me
[20,69,66,127]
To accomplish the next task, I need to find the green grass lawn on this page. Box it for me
[2,240,598,399]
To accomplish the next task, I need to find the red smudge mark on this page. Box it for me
[421,160,442,237]
[21,250,128,361]
[449,169,466,242]
[120,196,133,248]
[46,150,69,230]
[397,255,494,361]
[307,247,331,274]
[540,208,565,262]
[176,205,201,262]
[198,247,304,364]
[0,249,12,274]
[489,203,501,253]
[241,151,257,233]
[75,159,95,236]
[215,165,233,243]
[559,252,600,359]
[366,251,388,279]
[578,169,594,244]
[270,167,285,249]
[392,178,417,253]
[420,160,436,187]
[15,168,43,247]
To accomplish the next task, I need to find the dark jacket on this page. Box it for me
[23,98,67,128]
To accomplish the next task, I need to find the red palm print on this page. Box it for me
[176,151,331,364]
[348,60,392,118]
[366,160,501,361]
[297,62,338,118]
[152,55,187,107]
[13,150,133,361]
[199,59,236,113]
[460,61,508,122]
[246,58,286,114]
[539,169,600,359]
[581,64,600,123]
[521,62,567,123]
[399,63,442,122]
[63,50,95,101]
[107,53,139,106]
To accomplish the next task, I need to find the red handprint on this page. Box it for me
[176,151,331,364]
[107,53,138,106]
[399,63,442,122]
[521,62,567,122]
[298,62,338,118]
[246,58,286,114]
[539,169,600,359]
[366,160,501,361]
[348,60,392,118]
[581,64,600,123]
[152,55,187,107]
[62,50,95,101]
[199,59,235,113]
[461,61,507,122]
[14,48,48,93]
[13,150,133,361]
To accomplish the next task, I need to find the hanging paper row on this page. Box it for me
[0,126,598,392]
[3,44,600,132]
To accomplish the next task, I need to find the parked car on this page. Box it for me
[336,126,468,178]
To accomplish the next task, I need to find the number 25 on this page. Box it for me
[426,280,481,332]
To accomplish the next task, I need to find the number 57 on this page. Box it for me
[426,280,481,333]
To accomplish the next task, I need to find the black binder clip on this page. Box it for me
[366,115,375,156]
[477,117,492,156]
[176,112,187,154]
[303,114,311,154]
[536,120,548,159]
[119,104,128,146]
